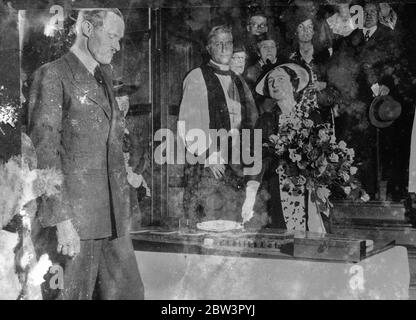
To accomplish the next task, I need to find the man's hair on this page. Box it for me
[75,8,124,34]
[207,25,232,46]
[248,13,267,23]
[364,2,380,13]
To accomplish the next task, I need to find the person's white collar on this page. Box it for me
[210,59,230,71]
[363,25,378,38]
[70,46,99,75]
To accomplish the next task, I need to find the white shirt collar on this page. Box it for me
[210,59,230,71]
[70,46,99,75]
[363,25,378,38]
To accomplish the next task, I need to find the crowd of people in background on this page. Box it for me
[179,0,416,231]
[225,1,410,202]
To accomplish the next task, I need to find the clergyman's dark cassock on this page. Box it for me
[28,51,144,300]
[181,62,272,227]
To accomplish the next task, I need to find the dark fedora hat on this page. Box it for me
[369,95,402,128]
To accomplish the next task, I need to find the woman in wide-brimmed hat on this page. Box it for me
[252,61,337,233]
[249,62,319,231]
[256,63,312,231]
[255,63,310,113]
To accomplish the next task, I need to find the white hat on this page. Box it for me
[255,63,310,98]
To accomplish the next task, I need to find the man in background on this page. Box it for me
[244,12,269,67]
[340,2,395,199]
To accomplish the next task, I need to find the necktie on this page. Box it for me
[94,66,106,86]
[94,65,110,100]
[93,65,112,117]
[364,29,371,42]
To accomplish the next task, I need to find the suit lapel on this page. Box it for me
[364,26,387,46]
[355,29,365,45]
[101,63,125,149]
[369,26,385,44]
[63,51,112,119]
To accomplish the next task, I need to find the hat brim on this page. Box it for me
[255,63,310,98]
[369,95,401,128]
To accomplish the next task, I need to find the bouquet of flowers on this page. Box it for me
[266,103,369,213]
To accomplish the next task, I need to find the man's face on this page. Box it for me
[230,51,246,75]
[207,32,233,65]
[258,40,277,64]
[297,19,314,43]
[87,12,125,65]
[364,3,379,28]
[247,15,268,36]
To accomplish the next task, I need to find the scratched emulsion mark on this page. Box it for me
[175,254,225,299]
[78,94,88,105]
[287,279,305,299]
[70,119,79,129]
[175,253,252,299]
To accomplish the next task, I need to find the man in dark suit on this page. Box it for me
[343,2,394,94]
[243,12,270,68]
[28,9,144,300]
[339,2,396,199]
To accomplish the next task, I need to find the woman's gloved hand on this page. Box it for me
[241,180,260,223]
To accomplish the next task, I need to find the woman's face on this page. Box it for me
[258,40,277,64]
[297,19,314,42]
[379,3,391,17]
[230,51,247,75]
[267,69,294,101]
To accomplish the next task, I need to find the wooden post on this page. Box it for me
[376,127,381,201]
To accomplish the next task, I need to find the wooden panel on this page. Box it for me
[332,201,406,223]
[119,8,150,105]
[162,23,193,219]
[293,233,368,262]
[408,247,416,300]
[332,224,416,246]
[331,200,416,299]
